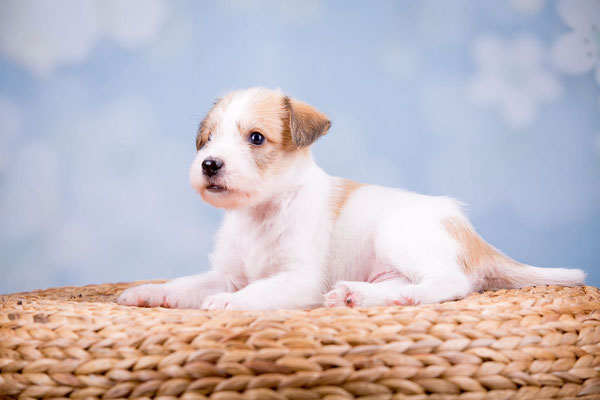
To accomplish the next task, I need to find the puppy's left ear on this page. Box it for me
[283,97,331,147]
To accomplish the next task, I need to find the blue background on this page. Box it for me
[0,0,598,294]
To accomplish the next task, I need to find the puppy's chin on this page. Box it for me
[189,164,265,210]
[198,186,253,210]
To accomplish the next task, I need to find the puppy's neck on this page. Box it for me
[239,153,323,221]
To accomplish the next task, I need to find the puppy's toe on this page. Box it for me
[387,296,419,307]
[117,284,168,308]
[324,282,359,308]
[344,292,357,307]
[202,293,238,310]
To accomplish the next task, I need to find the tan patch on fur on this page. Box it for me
[197,88,328,179]
[283,97,331,148]
[442,217,501,274]
[330,179,365,220]
[236,91,288,145]
[198,88,330,152]
[243,92,300,175]
[196,98,221,150]
[197,89,288,150]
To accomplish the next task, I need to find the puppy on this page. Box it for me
[118,87,585,310]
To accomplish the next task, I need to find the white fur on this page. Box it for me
[118,88,585,310]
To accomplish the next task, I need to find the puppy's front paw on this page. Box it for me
[202,293,244,310]
[117,283,169,307]
[324,282,360,308]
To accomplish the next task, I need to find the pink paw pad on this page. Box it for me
[392,297,418,306]
[344,292,356,307]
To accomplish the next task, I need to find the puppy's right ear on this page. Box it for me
[283,97,331,147]
[196,97,221,150]
[196,118,208,151]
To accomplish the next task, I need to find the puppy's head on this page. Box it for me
[190,88,330,209]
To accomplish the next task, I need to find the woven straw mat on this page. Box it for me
[1,282,599,400]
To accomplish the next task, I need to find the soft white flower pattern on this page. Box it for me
[510,0,546,15]
[468,35,561,128]
[0,0,168,77]
[0,98,21,172]
[551,0,600,84]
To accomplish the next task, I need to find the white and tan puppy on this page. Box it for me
[118,87,585,310]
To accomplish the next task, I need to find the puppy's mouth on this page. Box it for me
[206,184,227,193]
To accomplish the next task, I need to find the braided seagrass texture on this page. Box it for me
[1,283,599,400]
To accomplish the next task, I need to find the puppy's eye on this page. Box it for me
[249,132,265,145]
[207,133,213,142]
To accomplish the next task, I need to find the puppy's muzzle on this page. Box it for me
[202,158,223,177]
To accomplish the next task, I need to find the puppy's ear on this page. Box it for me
[196,118,208,151]
[196,97,222,150]
[283,97,331,147]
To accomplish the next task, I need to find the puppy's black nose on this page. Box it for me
[202,158,223,177]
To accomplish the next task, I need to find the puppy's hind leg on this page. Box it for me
[370,220,474,306]
[324,272,471,307]
[378,246,473,305]
[387,272,472,305]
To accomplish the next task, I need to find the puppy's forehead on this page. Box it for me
[220,90,255,122]
[215,88,287,134]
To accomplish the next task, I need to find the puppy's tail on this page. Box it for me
[443,215,585,290]
[485,257,585,289]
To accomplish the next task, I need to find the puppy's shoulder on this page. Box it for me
[329,177,368,220]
